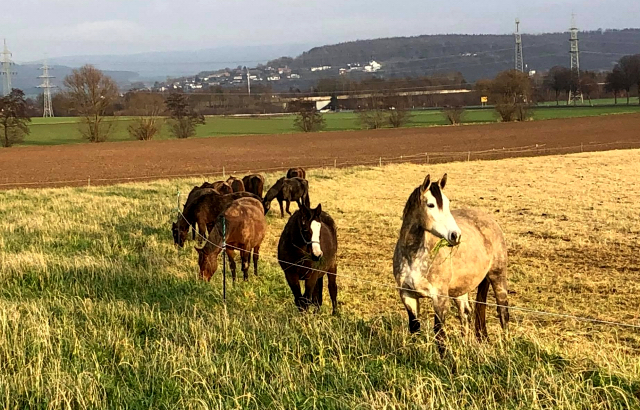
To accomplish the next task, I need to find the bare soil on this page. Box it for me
[1,113,639,189]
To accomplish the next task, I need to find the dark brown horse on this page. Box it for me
[199,181,233,195]
[277,203,338,314]
[242,174,265,198]
[195,197,266,282]
[287,167,307,180]
[263,177,310,217]
[393,174,509,355]
[226,176,245,192]
[172,191,262,247]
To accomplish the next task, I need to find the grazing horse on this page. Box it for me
[393,173,509,354]
[287,167,307,180]
[263,177,310,217]
[199,181,233,195]
[278,203,338,314]
[226,176,245,192]
[172,191,262,248]
[195,197,266,282]
[242,174,265,198]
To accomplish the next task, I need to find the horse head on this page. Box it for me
[172,221,188,248]
[299,203,324,261]
[194,241,218,281]
[419,173,462,246]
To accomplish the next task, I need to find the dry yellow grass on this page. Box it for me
[1,148,639,408]
[254,149,640,364]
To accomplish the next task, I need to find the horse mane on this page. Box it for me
[264,177,285,202]
[402,183,443,221]
[402,187,423,221]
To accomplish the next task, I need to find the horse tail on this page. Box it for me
[474,276,490,341]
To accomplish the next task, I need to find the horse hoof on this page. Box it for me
[409,320,421,334]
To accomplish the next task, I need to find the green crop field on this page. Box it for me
[19,104,640,147]
[0,150,638,409]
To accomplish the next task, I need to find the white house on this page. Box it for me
[364,60,382,72]
[267,75,281,81]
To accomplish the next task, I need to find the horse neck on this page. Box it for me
[265,181,282,201]
[207,225,224,254]
[400,208,440,250]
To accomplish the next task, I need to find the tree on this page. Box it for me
[126,93,165,141]
[388,107,412,128]
[489,70,532,122]
[64,65,119,142]
[618,54,640,105]
[579,72,599,105]
[0,89,31,147]
[543,66,572,105]
[165,93,205,139]
[606,67,627,104]
[293,107,326,132]
[443,106,465,125]
[357,97,386,129]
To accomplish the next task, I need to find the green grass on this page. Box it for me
[0,152,639,408]
[20,104,640,147]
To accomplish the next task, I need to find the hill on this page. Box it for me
[10,64,139,98]
[285,29,640,81]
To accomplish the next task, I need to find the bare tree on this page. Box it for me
[443,106,465,125]
[294,106,326,132]
[64,65,119,142]
[605,67,626,105]
[543,66,572,105]
[0,89,31,147]
[618,54,640,105]
[579,72,599,105]
[490,70,532,122]
[126,93,165,141]
[358,97,386,129]
[165,93,205,139]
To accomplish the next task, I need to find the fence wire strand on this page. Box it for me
[2,140,640,189]
[174,204,640,331]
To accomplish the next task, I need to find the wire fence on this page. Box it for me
[2,140,640,190]
[174,203,640,331]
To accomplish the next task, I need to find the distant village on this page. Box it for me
[153,60,383,92]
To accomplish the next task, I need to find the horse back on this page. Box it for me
[222,197,266,247]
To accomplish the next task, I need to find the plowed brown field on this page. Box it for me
[1,113,639,189]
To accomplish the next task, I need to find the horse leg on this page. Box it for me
[400,291,421,334]
[301,274,319,311]
[311,276,323,311]
[284,273,304,311]
[252,245,260,276]
[278,199,285,218]
[286,200,292,216]
[240,247,250,281]
[432,294,450,356]
[225,249,237,282]
[328,266,338,315]
[454,294,473,340]
[474,277,490,341]
[489,270,510,333]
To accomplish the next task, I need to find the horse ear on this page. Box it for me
[439,173,448,190]
[314,204,322,218]
[420,174,431,194]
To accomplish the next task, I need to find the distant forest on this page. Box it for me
[268,29,640,82]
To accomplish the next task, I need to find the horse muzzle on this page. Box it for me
[448,231,461,246]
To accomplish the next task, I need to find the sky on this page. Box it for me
[3,0,640,62]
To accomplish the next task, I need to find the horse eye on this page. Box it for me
[427,203,435,209]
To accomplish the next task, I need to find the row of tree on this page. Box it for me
[0,65,207,146]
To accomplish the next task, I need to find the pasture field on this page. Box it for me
[0,150,639,409]
[22,104,640,146]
